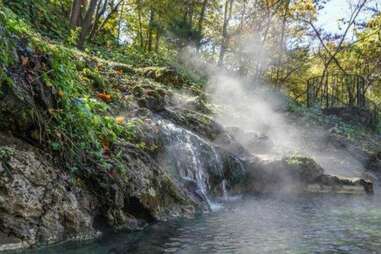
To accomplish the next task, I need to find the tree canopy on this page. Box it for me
[3,0,381,106]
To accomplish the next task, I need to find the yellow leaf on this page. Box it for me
[115,116,125,124]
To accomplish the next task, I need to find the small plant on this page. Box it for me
[0,147,15,161]
[65,27,81,47]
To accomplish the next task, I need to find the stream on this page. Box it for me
[26,192,381,254]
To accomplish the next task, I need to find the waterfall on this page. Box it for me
[156,119,224,210]
[221,180,228,200]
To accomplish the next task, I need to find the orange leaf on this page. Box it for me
[97,92,112,102]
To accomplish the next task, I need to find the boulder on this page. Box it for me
[136,66,187,89]
[246,155,373,194]
[308,175,374,194]
[225,127,274,154]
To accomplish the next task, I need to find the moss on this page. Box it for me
[82,68,105,90]
[0,69,13,97]
[111,63,135,75]
[132,86,144,97]
[286,156,306,166]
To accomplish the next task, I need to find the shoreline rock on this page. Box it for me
[245,155,373,195]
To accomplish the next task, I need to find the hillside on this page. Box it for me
[0,2,380,252]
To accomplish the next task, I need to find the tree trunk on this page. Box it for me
[117,0,125,45]
[90,0,124,40]
[218,0,234,66]
[147,8,155,52]
[137,0,144,48]
[155,29,160,52]
[196,0,208,50]
[275,0,290,88]
[89,0,108,39]
[77,0,99,49]
[238,0,247,75]
[70,0,82,27]
[188,0,195,29]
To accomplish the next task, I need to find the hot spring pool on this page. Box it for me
[25,193,381,254]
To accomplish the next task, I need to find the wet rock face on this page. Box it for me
[0,132,200,252]
[161,107,225,141]
[81,141,198,231]
[0,138,97,251]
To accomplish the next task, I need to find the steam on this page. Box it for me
[180,43,366,178]
[208,72,364,177]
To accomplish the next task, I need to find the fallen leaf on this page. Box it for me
[115,116,125,124]
[102,139,111,156]
[20,55,29,66]
[97,92,112,102]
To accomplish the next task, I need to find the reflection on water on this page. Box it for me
[28,194,381,254]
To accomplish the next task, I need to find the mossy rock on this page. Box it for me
[110,63,135,75]
[136,66,187,89]
[161,108,224,140]
[283,156,324,182]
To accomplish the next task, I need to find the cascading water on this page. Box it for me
[221,180,228,200]
[156,118,225,210]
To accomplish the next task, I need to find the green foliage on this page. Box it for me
[89,44,175,67]
[168,17,202,47]
[0,6,147,175]
[65,27,81,47]
[4,0,71,40]
[0,146,14,161]
[0,146,14,174]
[82,68,106,90]
[286,154,304,166]
[38,43,144,172]
[287,100,374,141]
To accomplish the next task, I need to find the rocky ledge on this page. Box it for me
[0,134,98,252]
[246,156,373,195]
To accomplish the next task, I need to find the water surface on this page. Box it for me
[28,193,381,254]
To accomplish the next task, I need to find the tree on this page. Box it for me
[218,0,234,66]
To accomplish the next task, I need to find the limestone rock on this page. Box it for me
[0,142,97,251]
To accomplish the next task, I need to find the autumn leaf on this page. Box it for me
[20,56,29,66]
[102,139,111,157]
[115,116,125,124]
[97,92,112,102]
